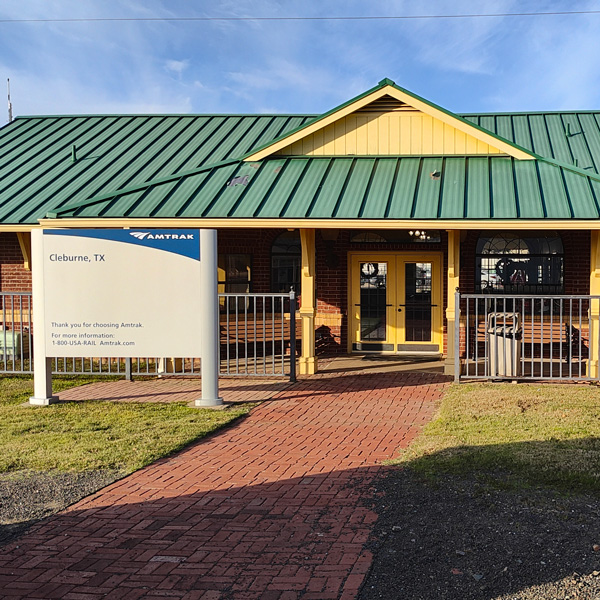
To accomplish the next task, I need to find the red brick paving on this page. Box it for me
[0,368,448,599]
[58,378,293,405]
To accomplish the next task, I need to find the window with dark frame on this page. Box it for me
[475,232,564,294]
[271,231,301,293]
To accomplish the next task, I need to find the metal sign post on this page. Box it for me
[29,229,57,405]
[196,229,223,407]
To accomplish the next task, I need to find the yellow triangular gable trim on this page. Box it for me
[244,84,534,161]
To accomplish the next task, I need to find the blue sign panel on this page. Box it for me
[44,229,200,261]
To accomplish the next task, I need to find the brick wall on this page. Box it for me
[2,228,591,358]
[218,227,593,358]
[0,233,31,292]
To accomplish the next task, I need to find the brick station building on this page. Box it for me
[1,78,600,377]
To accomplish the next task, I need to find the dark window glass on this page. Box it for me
[218,254,252,293]
[360,262,388,341]
[271,231,301,292]
[405,262,432,342]
[476,232,564,294]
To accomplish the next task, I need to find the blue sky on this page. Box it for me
[1,0,600,123]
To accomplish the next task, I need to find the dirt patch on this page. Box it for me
[360,469,600,600]
[0,470,123,546]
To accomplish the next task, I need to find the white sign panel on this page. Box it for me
[42,229,202,357]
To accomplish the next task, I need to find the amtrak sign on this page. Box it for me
[40,229,203,357]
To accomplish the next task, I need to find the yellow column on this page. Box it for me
[16,232,31,270]
[299,228,317,375]
[589,231,600,377]
[444,230,460,376]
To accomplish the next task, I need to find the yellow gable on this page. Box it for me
[244,83,534,161]
[276,95,502,156]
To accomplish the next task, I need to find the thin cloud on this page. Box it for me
[2,0,600,121]
[165,59,190,76]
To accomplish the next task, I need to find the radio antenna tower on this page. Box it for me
[7,79,13,123]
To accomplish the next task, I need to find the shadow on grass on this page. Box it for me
[402,436,600,496]
[360,438,600,600]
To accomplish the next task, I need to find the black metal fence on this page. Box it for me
[456,293,600,382]
[0,291,297,381]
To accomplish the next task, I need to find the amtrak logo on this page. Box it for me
[130,231,194,240]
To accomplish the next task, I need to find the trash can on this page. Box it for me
[487,312,522,377]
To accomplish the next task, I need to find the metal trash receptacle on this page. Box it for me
[487,312,522,377]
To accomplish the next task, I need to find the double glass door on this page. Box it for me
[350,253,442,353]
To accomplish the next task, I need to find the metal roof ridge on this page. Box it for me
[46,158,243,218]
[14,113,321,119]
[536,155,600,183]
[461,110,600,117]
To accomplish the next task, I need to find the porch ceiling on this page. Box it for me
[47,155,600,221]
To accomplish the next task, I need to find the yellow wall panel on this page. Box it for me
[442,122,454,153]
[345,119,357,154]
[431,119,443,152]
[389,114,400,154]
[355,116,369,154]
[275,108,510,156]
[310,129,323,155]
[465,134,479,154]
[422,115,433,154]
[379,115,390,154]
[400,115,411,154]
[322,123,336,154]
[291,139,304,155]
[334,120,346,154]
[367,117,379,154]
[454,129,466,153]
[410,115,421,153]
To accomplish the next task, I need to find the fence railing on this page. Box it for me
[0,293,33,374]
[0,291,297,381]
[456,293,600,382]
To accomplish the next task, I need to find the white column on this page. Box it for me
[29,229,57,405]
[196,229,223,407]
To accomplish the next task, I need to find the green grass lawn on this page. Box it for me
[0,376,252,473]
[394,383,600,494]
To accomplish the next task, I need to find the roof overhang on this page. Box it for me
[37,217,600,231]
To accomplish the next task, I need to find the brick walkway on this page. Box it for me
[57,377,293,405]
[0,368,448,599]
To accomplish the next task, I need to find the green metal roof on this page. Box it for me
[0,114,315,224]
[50,156,600,221]
[3,88,600,223]
[463,112,600,174]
